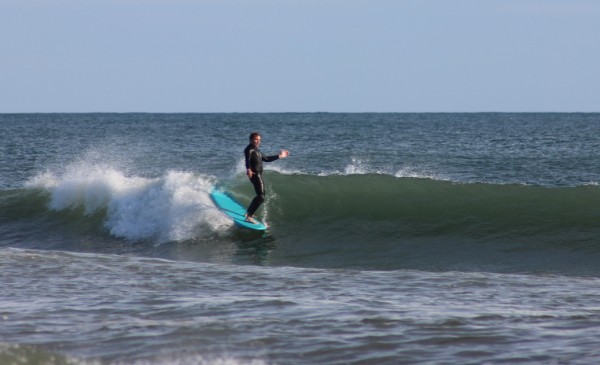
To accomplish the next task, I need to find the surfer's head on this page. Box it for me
[249,132,261,147]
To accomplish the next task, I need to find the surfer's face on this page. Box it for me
[251,136,261,147]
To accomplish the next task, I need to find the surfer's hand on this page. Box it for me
[247,169,254,179]
[279,150,289,158]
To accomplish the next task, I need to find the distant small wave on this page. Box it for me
[0,342,269,365]
[264,156,450,181]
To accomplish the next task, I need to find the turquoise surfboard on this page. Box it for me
[210,188,267,231]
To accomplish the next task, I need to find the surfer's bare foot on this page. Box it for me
[245,215,257,224]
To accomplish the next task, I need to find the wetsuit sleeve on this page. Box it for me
[262,155,280,163]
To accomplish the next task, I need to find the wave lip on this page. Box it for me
[26,165,230,242]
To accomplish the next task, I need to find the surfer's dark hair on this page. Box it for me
[249,132,261,140]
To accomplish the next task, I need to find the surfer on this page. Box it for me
[244,132,289,223]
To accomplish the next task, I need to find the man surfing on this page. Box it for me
[244,132,289,223]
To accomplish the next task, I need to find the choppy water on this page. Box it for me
[1,113,600,364]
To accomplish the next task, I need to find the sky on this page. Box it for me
[1,0,599,113]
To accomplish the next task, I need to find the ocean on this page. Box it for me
[1,113,600,364]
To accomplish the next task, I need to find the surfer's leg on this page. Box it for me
[246,174,265,218]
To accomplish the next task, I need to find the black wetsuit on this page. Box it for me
[244,143,279,217]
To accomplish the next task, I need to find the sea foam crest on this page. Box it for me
[344,158,449,180]
[26,164,230,242]
[394,166,449,181]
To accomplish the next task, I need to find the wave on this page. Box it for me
[20,165,233,243]
[7,167,600,246]
[3,167,600,274]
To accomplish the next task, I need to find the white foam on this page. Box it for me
[344,157,371,175]
[26,164,232,242]
[394,166,449,181]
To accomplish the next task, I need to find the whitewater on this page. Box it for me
[2,113,600,364]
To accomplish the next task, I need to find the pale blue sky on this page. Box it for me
[1,0,599,112]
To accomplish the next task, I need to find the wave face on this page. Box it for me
[263,172,600,236]
[243,172,600,273]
